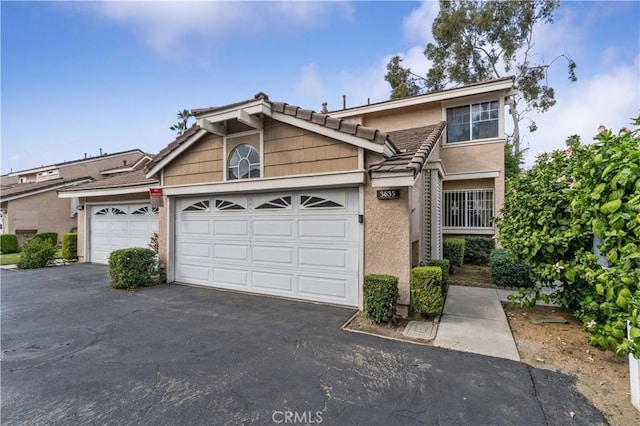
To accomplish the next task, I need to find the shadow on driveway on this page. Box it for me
[1,264,605,425]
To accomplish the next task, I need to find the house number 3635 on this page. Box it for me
[376,189,400,200]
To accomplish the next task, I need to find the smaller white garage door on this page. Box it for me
[90,204,159,264]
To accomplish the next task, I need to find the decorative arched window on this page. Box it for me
[228,144,260,180]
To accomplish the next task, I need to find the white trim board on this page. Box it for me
[58,184,156,199]
[161,170,366,196]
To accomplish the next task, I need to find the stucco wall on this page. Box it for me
[443,178,494,191]
[361,103,442,132]
[438,142,503,174]
[363,152,412,309]
[77,209,86,262]
[158,197,168,278]
[6,190,77,245]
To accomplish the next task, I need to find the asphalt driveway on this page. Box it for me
[2,264,605,425]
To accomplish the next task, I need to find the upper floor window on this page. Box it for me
[446,100,499,143]
[228,144,260,180]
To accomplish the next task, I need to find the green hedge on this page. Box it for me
[463,236,495,265]
[17,238,56,269]
[443,238,465,267]
[489,249,534,288]
[363,274,399,323]
[33,232,58,247]
[109,247,158,290]
[410,266,444,317]
[427,259,450,287]
[0,234,19,254]
[62,233,77,260]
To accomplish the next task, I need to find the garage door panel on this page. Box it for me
[129,237,150,247]
[179,264,212,282]
[214,244,249,262]
[93,221,109,231]
[252,271,294,292]
[110,236,129,246]
[298,247,358,271]
[214,220,249,237]
[181,242,211,258]
[214,267,249,287]
[180,220,211,236]
[299,219,353,240]
[298,275,349,299]
[130,221,152,232]
[252,219,294,238]
[252,245,294,265]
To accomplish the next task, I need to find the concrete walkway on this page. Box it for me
[434,285,521,361]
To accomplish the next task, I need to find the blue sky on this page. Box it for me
[2,1,639,174]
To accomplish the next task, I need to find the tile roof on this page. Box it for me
[271,101,396,149]
[60,170,158,192]
[368,122,446,176]
[145,124,202,173]
[3,149,146,177]
[147,92,398,174]
[0,177,93,200]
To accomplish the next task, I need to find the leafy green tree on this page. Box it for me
[384,55,421,99]
[504,140,524,180]
[170,109,193,135]
[497,118,640,356]
[387,0,577,155]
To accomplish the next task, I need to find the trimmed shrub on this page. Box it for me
[0,234,19,254]
[363,274,399,324]
[489,249,534,288]
[17,238,56,269]
[33,232,58,247]
[62,233,78,260]
[443,238,465,267]
[410,266,444,317]
[463,236,495,265]
[109,247,158,290]
[427,259,450,287]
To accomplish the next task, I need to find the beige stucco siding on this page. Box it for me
[363,152,412,308]
[163,133,224,185]
[443,178,494,191]
[5,190,77,245]
[361,104,442,132]
[264,121,358,178]
[438,142,503,174]
[77,209,86,262]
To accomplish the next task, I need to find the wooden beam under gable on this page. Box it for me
[198,118,227,136]
[237,109,263,130]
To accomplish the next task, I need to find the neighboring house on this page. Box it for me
[1,150,146,246]
[59,77,514,314]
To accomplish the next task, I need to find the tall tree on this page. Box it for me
[387,0,577,155]
[384,55,421,99]
[170,109,193,135]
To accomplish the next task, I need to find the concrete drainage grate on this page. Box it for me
[402,321,438,341]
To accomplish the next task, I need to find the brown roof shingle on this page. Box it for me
[61,170,158,192]
[147,93,398,174]
[369,122,446,176]
[1,177,93,200]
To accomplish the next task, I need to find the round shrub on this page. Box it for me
[489,249,534,288]
[109,247,158,290]
[462,236,495,265]
[33,232,58,247]
[363,274,399,324]
[17,238,56,269]
[427,259,450,287]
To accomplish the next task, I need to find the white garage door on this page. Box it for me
[90,204,159,264]
[175,189,359,306]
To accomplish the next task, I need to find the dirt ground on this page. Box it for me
[505,304,640,426]
[346,265,640,425]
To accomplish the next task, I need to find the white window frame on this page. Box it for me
[442,188,494,234]
[442,96,504,146]
[223,130,263,182]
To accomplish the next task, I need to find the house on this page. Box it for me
[1,150,147,246]
[59,77,514,314]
